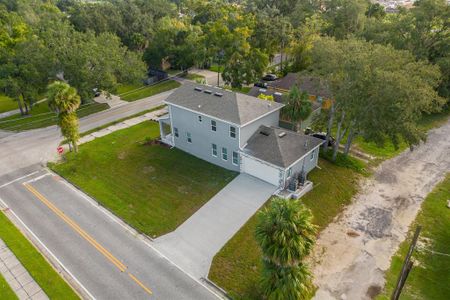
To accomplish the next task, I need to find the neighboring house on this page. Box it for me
[158,82,324,194]
[248,73,333,131]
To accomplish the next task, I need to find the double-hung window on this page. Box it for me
[232,151,239,165]
[174,127,179,138]
[222,147,228,161]
[211,120,217,132]
[311,149,315,160]
[229,126,236,138]
[186,132,192,143]
[212,144,218,157]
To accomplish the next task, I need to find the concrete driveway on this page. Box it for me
[153,174,277,279]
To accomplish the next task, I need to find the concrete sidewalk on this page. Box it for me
[153,174,276,278]
[0,238,48,300]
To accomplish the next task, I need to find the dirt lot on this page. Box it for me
[310,119,450,300]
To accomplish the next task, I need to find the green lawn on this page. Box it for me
[0,101,109,131]
[0,272,17,300]
[0,95,17,114]
[209,158,363,299]
[50,121,237,237]
[354,108,450,159]
[0,212,79,299]
[377,174,450,300]
[184,73,205,81]
[119,80,181,102]
[116,83,143,95]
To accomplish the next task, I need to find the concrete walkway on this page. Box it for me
[76,108,167,145]
[0,238,48,300]
[153,174,277,278]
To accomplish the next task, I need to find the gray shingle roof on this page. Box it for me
[164,82,284,125]
[242,126,324,168]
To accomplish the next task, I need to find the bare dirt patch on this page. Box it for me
[310,120,450,300]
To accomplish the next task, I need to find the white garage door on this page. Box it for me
[241,155,280,186]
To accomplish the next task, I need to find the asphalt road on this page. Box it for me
[0,169,218,299]
[0,89,220,299]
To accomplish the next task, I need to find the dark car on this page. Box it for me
[254,82,268,88]
[93,88,101,97]
[310,132,335,147]
[262,74,277,81]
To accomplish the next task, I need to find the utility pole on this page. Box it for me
[391,226,421,300]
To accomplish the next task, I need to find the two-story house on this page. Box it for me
[158,82,323,191]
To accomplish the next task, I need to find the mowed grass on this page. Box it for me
[209,158,362,299]
[377,174,450,300]
[0,101,109,131]
[119,80,181,102]
[0,94,17,114]
[0,212,79,299]
[0,272,17,300]
[50,121,237,237]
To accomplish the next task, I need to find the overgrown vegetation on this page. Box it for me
[50,121,237,237]
[0,212,79,299]
[378,174,450,300]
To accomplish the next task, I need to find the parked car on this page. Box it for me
[93,88,101,97]
[254,82,268,88]
[262,74,278,81]
[307,131,335,147]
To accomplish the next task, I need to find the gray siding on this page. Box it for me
[284,146,320,185]
[170,105,240,171]
[240,111,280,148]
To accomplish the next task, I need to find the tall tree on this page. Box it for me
[47,81,81,152]
[283,85,313,132]
[311,37,445,160]
[255,197,317,300]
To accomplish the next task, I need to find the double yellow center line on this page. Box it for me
[23,183,152,296]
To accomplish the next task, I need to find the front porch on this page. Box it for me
[157,114,174,146]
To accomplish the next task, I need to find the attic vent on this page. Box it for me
[259,88,267,92]
[278,132,286,138]
[204,90,212,94]
[214,92,223,97]
[259,130,270,136]
[194,87,203,91]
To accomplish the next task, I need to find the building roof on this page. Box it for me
[269,73,333,99]
[164,82,284,126]
[242,126,324,169]
[248,86,321,111]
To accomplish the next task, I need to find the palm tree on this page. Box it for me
[284,86,312,132]
[255,197,317,300]
[47,81,81,152]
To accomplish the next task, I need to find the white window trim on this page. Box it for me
[232,151,239,166]
[230,126,236,138]
[211,120,217,132]
[186,132,192,143]
[212,144,217,157]
[222,147,228,161]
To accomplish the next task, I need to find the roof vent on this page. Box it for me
[259,130,270,136]
[204,90,212,94]
[304,139,309,149]
[214,92,223,97]
[278,132,286,138]
[274,92,283,96]
[194,87,202,91]
[259,88,267,92]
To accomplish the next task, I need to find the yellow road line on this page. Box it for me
[129,273,153,295]
[23,183,127,272]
